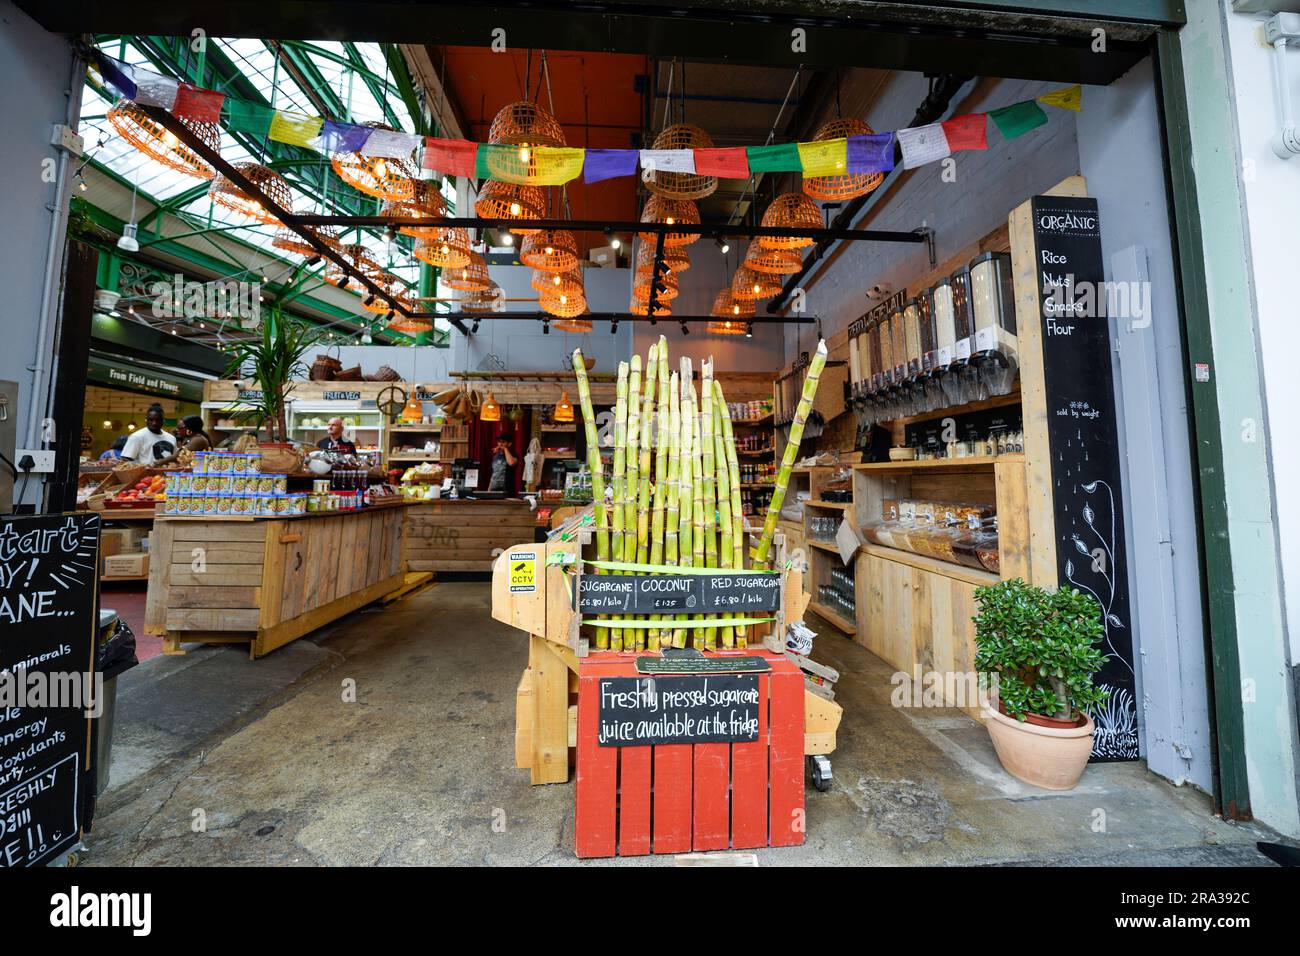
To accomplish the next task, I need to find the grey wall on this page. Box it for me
[0,1,79,507]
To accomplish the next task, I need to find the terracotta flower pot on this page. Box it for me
[984,705,1095,791]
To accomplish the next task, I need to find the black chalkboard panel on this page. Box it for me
[0,513,100,867]
[578,573,780,614]
[1031,196,1137,761]
[597,675,760,746]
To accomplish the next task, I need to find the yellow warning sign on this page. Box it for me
[509,553,537,593]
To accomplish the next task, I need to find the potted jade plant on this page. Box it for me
[973,578,1109,790]
[224,305,323,446]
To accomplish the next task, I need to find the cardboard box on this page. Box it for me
[101,527,146,558]
[588,244,619,268]
[103,552,149,579]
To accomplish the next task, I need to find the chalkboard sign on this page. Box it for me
[0,513,100,867]
[578,572,780,615]
[1031,196,1137,761]
[598,675,760,746]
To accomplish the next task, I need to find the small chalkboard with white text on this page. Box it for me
[0,513,100,867]
[578,573,780,615]
[597,675,760,746]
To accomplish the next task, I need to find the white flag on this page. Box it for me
[639,149,696,175]
[132,68,179,110]
[360,129,420,159]
[896,124,951,169]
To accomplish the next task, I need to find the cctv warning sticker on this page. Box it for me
[509,553,537,593]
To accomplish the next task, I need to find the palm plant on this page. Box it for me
[223,305,324,442]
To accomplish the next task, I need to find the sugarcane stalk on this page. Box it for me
[756,339,828,568]
[663,367,681,646]
[712,395,734,648]
[690,383,706,648]
[572,349,609,649]
[674,361,694,648]
[624,356,642,647]
[647,337,670,648]
[608,361,629,651]
[635,344,657,649]
[699,359,718,649]
[716,380,747,647]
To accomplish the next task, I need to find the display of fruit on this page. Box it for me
[113,474,166,502]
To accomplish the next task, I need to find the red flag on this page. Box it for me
[941,114,988,151]
[422,137,478,177]
[173,84,224,124]
[693,147,750,179]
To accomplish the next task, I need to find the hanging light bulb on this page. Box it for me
[373,158,388,178]
[480,391,502,422]
[519,145,531,164]
[553,389,574,423]
[509,201,522,216]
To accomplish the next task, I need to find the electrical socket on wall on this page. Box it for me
[16,450,55,473]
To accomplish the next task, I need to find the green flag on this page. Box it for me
[223,98,273,137]
[745,142,801,173]
[989,100,1048,140]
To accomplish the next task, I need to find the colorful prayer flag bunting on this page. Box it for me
[173,84,224,123]
[639,149,696,175]
[1038,84,1082,112]
[360,128,420,158]
[317,120,372,154]
[989,100,1048,139]
[268,110,324,147]
[941,113,988,151]
[693,147,749,179]
[583,148,638,183]
[746,141,801,173]
[797,138,848,177]
[897,124,951,169]
[422,136,479,178]
[222,99,272,137]
[96,54,137,100]
[846,133,895,174]
[132,69,179,110]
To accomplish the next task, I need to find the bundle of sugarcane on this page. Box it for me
[572,337,827,651]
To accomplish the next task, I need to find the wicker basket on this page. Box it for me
[638,196,701,247]
[802,118,886,202]
[310,345,343,381]
[209,162,292,226]
[334,365,363,382]
[646,124,717,200]
[370,365,402,382]
[759,192,821,250]
[107,99,219,180]
[488,101,566,148]
[475,181,548,235]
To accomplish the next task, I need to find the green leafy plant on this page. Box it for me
[223,305,323,442]
[973,578,1109,721]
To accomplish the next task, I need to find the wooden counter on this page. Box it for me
[404,497,536,573]
[144,504,410,658]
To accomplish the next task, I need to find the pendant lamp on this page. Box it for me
[520,229,579,272]
[209,162,292,226]
[645,123,717,200]
[731,265,782,301]
[401,395,424,420]
[380,181,448,239]
[553,389,575,423]
[330,123,417,201]
[802,118,885,202]
[744,245,803,275]
[479,391,502,421]
[638,196,700,247]
[759,193,821,250]
[475,181,547,235]
[107,99,220,180]
[707,320,748,335]
[488,101,566,148]
[711,288,755,319]
[413,229,472,270]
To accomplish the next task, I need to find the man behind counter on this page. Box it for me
[316,417,357,454]
[488,435,517,492]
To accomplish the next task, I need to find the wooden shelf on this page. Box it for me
[739,482,774,489]
[859,542,999,587]
[733,414,773,426]
[807,539,842,555]
[806,499,851,510]
[389,454,440,462]
[738,448,775,456]
[390,424,443,432]
[806,600,856,635]
[853,455,1017,472]
[541,425,575,432]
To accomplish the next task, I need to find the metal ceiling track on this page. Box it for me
[412,313,815,324]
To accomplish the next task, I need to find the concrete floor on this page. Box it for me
[83,581,1280,866]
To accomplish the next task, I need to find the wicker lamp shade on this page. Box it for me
[633,269,680,302]
[459,282,503,313]
[744,244,803,275]
[540,290,588,319]
[759,192,821,250]
[380,181,448,239]
[646,124,717,200]
[707,320,748,335]
[330,123,417,201]
[442,252,492,293]
[638,196,701,247]
[634,241,690,275]
[531,267,584,298]
[474,180,548,235]
[324,243,382,286]
[520,229,579,272]
[488,101,567,148]
[272,219,341,258]
[802,118,885,202]
[362,272,412,313]
[629,297,672,317]
[731,265,782,300]
[413,229,472,270]
[209,162,292,226]
[107,99,220,180]
[388,314,433,334]
[553,317,594,333]
[711,288,756,319]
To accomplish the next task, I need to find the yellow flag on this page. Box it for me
[530,147,586,185]
[797,137,848,177]
[269,110,324,147]
[1038,85,1082,112]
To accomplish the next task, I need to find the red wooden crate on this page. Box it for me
[574,649,805,858]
